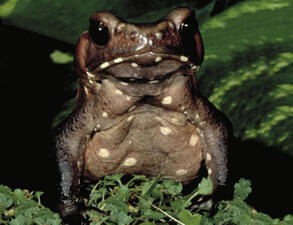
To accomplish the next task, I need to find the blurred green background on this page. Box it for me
[1,0,292,218]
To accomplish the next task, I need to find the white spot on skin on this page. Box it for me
[208,168,213,175]
[162,96,172,105]
[199,121,206,126]
[127,115,134,121]
[171,118,179,124]
[160,126,171,135]
[189,134,199,146]
[115,89,123,95]
[206,153,212,162]
[117,23,126,32]
[191,65,198,70]
[155,32,163,40]
[98,148,110,158]
[102,112,108,118]
[100,61,110,69]
[180,56,188,62]
[196,128,204,138]
[86,71,96,78]
[123,157,137,166]
[155,56,162,62]
[120,81,128,86]
[131,63,138,67]
[176,169,188,176]
[148,80,160,84]
[113,57,124,63]
[84,87,89,95]
[128,105,136,112]
[126,96,132,101]
[94,124,101,131]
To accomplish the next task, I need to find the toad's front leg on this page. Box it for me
[53,100,98,224]
[191,90,233,188]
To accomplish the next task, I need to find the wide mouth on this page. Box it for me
[86,52,199,84]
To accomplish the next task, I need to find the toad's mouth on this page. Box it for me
[86,52,199,82]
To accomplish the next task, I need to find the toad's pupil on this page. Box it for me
[91,22,109,45]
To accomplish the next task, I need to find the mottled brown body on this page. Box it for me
[53,7,232,225]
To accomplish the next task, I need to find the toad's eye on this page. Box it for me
[180,15,204,65]
[89,20,110,46]
[181,15,198,38]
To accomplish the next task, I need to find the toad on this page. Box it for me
[53,7,232,224]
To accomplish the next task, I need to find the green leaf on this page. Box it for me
[0,193,13,210]
[139,222,156,225]
[197,177,213,195]
[115,211,133,225]
[141,176,161,198]
[234,179,252,200]
[283,214,293,222]
[116,185,130,202]
[143,209,165,220]
[105,197,128,214]
[50,50,73,64]
[13,189,26,204]
[177,210,201,225]
[162,179,183,196]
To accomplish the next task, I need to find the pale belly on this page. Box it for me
[84,104,203,182]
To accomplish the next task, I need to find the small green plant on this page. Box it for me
[85,175,293,225]
[85,174,213,225]
[0,185,61,225]
[1,177,292,225]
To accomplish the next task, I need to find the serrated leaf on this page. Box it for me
[105,197,128,214]
[178,210,201,225]
[171,198,185,212]
[116,211,133,225]
[13,189,26,204]
[252,212,274,225]
[116,185,130,202]
[143,209,165,220]
[10,214,27,225]
[284,214,293,222]
[198,177,213,195]
[234,179,252,200]
[141,176,161,198]
[0,193,13,210]
[162,179,183,196]
[15,200,37,217]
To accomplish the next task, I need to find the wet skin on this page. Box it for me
[53,7,232,224]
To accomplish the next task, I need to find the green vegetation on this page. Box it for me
[1,177,293,225]
[0,185,61,225]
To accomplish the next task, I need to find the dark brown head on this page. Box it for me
[75,7,204,81]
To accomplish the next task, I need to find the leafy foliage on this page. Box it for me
[2,177,292,225]
[198,0,293,156]
[0,185,61,225]
[85,175,211,225]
